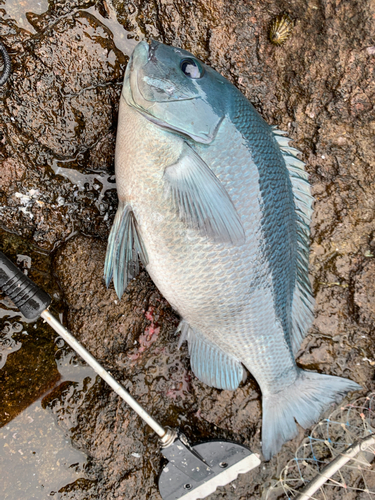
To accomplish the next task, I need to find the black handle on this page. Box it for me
[0,251,51,320]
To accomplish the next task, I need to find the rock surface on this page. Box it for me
[1,0,375,498]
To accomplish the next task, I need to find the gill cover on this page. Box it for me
[122,40,228,144]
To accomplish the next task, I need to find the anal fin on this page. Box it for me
[186,326,246,391]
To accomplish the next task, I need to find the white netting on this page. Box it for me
[267,393,375,500]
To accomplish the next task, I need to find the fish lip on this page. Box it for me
[133,40,151,65]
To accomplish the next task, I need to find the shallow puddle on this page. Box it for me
[0,232,98,499]
[1,352,94,500]
[2,0,49,33]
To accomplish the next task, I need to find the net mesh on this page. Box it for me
[267,393,375,500]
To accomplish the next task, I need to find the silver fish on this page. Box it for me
[104,40,360,459]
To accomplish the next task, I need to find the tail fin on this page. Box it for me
[262,369,361,460]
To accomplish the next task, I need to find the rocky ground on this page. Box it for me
[1,0,375,498]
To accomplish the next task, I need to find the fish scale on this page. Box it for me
[105,40,360,460]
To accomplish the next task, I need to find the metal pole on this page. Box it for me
[41,309,166,439]
[296,434,375,500]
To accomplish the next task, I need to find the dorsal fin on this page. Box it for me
[272,127,315,354]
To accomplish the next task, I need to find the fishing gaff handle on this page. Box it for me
[0,250,51,320]
[0,250,168,440]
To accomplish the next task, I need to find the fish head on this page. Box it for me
[122,40,229,144]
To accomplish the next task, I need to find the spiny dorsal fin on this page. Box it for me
[272,127,315,354]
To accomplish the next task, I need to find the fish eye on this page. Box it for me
[180,58,204,79]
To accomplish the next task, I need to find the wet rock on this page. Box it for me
[1,0,375,498]
[6,12,124,157]
[0,157,26,189]
[0,8,123,250]
[354,260,375,325]
[5,10,125,158]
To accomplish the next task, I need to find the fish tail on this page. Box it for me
[261,369,361,460]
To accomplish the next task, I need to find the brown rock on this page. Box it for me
[355,260,375,325]
[0,158,26,190]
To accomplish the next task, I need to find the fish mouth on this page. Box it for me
[121,42,150,111]
[130,39,160,67]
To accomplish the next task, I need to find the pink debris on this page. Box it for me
[128,306,160,363]
[145,309,153,322]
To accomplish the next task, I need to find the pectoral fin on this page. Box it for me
[104,201,148,299]
[163,143,245,244]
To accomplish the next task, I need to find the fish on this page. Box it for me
[104,40,361,459]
